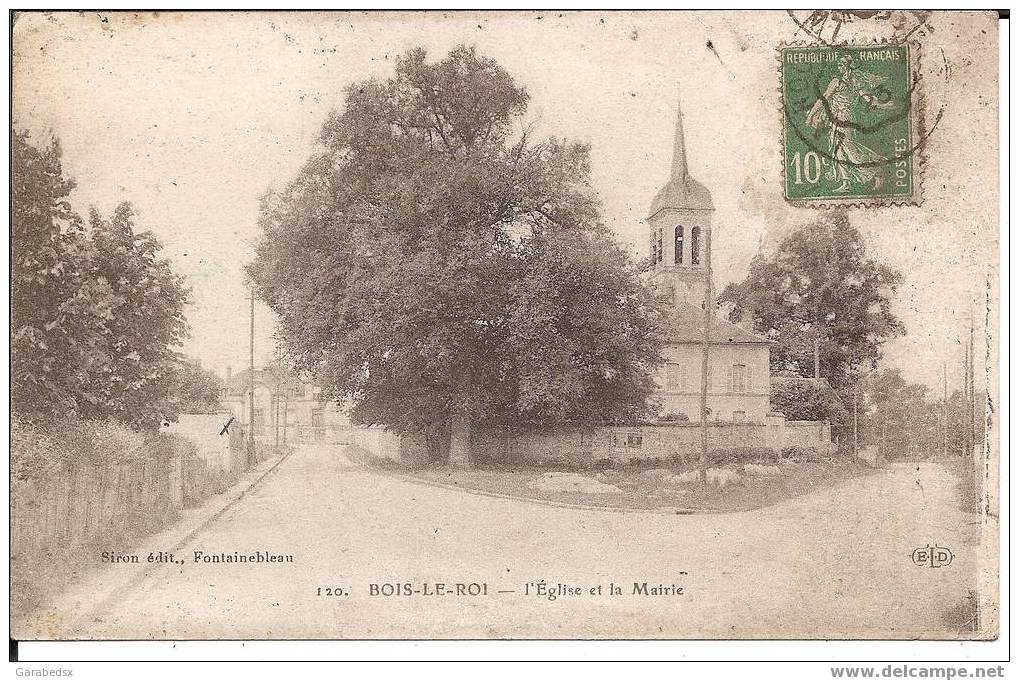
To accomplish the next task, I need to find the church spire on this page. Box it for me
[671,89,689,182]
[648,87,713,216]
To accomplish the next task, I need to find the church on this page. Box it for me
[647,100,772,424]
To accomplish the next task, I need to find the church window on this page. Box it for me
[691,226,701,265]
[674,226,684,264]
[731,364,747,394]
[653,228,663,263]
[665,362,686,391]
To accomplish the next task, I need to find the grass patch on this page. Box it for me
[376,456,872,513]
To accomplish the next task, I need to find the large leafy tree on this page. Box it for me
[860,369,936,458]
[719,211,905,392]
[12,131,189,430]
[82,204,190,429]
[250,46,665,463]
[12,130,95,416]
[166,357,224,415]
[860,369,983,459]
[770,378,849,425]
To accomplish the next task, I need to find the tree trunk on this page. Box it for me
[425,421,452,464]
[448,413,472,469]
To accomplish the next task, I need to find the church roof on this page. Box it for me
[664,301,771,345]
[649,92,714,216]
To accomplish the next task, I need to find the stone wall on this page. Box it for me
[341,426,430,467]
[164,413,234,470]
[475,416,833,466]
[340,418,833,468]
[783,420,834,451]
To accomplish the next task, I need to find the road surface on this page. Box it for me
[30,443,986,639]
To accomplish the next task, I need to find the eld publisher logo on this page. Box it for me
[911,544,954,569]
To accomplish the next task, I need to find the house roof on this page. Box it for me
[664,301,771,345]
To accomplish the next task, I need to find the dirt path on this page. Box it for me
[31,445,982,639]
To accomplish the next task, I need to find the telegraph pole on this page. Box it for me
[942,361,948,458]
[968,309,976,458]
[273,383,281,451]
[814,337,821,380]
[852,383,858,459]
[282,389,289,445]
[698,225,713,487]
[248,285,256,466]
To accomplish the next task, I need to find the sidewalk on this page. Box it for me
[13,448,294,640]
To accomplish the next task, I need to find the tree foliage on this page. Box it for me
[249,46,665,457]
[860,368,983,459]
[166,357,223,415]
[12,130,93,416]
[719,211,905,392]
[12,131,190,430]
[770,378,848,425]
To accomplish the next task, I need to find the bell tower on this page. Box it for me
[647,92,714,308]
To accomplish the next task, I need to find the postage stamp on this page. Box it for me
[781,43,921,206]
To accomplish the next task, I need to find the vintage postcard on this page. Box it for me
[9,10,1000,642]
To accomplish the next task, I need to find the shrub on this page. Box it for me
[708,446,779,467]
[781,445,823,462]
[11,417,159,482]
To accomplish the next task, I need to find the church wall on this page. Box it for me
[656,343,770,423]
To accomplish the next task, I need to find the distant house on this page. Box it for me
[647,97,772,424]
[220,367,349,441]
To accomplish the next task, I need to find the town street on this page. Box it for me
[46,443,983,640]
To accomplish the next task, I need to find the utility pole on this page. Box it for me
[942,361,948,458]
[282,388,289,445]
[248,285,256,466]
[968,308,979,516]
[852,381,859,459]
[813,337,821,380]
[274,387,281,451]
[698,225,713,487]
[968,309,976,458]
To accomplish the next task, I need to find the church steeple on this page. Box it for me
[647,90,715,308]
[671,91,689,182]
[648,92,714,217]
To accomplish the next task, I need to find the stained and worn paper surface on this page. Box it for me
[10,10,999,640]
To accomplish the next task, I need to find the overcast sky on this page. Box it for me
[12,11,998,392]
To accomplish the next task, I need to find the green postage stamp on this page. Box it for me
[781,43,921,206]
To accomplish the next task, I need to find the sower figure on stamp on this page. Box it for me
[805,55,897,193]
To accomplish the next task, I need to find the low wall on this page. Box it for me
[340,426,430,467]
[475,419,834,466]
[165,413,234,470]
[338,419,833,468]
[784,420,834,452]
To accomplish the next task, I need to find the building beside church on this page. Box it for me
[647,100,772,424]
